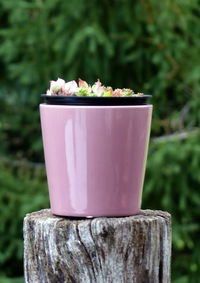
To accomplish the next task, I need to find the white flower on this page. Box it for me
[46,89,52,96]
[50,78,65,94]
[62,80,78,95]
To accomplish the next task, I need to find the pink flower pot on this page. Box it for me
[40,97,152,217]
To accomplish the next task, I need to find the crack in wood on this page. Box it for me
[76,224,96,282]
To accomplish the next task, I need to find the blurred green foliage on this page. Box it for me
[0,0,200,282]
[0,161,48,279]
[144,132,200,282]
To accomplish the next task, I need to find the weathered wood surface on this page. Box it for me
[24,209,171,283]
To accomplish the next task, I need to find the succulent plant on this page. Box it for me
[46,78,144,97]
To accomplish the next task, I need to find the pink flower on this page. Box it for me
[78,79,88,88]
[92,79,105,96]
[62,80,78,96]
[113,89,122,97]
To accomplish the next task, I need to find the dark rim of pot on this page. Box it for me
[41,94,152,106]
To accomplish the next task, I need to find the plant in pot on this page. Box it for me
[40,78,152,217]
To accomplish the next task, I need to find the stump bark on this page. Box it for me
[24,209,171,283]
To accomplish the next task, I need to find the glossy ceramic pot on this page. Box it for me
[40,99,152,217]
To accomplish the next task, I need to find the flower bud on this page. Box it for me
[78,79,88,88]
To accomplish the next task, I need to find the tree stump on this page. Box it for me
[24,209,171,283]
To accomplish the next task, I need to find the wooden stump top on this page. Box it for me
[24,208,171,223]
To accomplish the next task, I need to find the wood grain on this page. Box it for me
[24,209,171,283]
